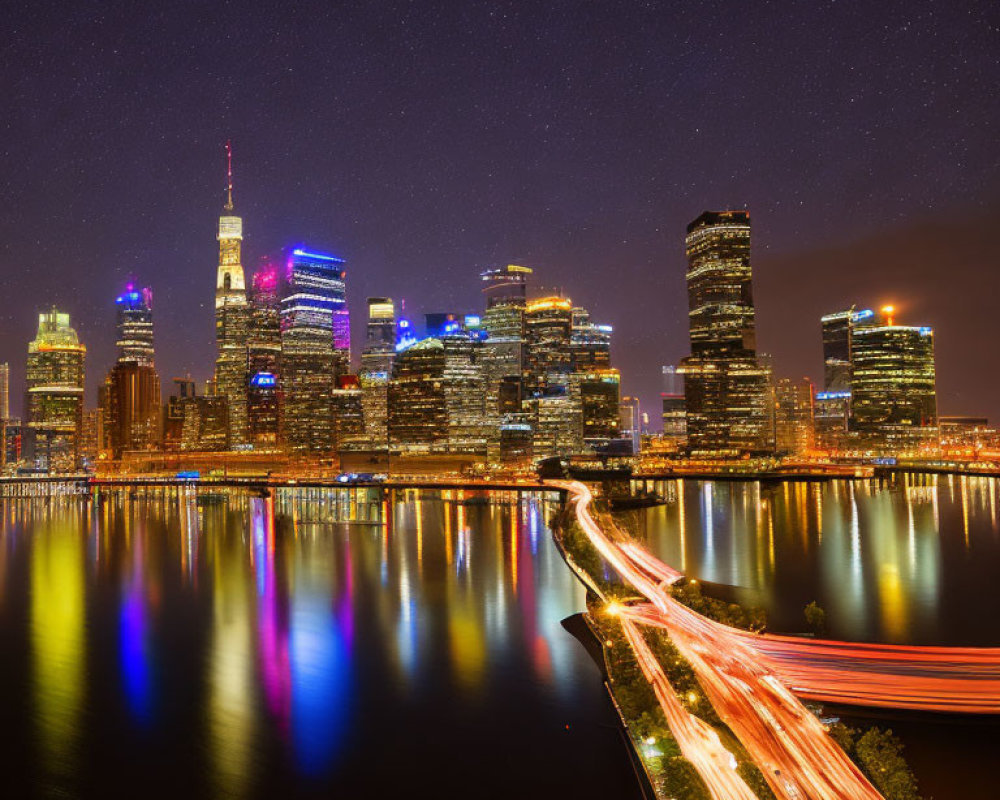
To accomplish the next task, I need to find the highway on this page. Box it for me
[554,480,883,800]
[570,478,1000,715]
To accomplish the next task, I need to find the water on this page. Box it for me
[627,473,1000,798]
[0,489,639,799]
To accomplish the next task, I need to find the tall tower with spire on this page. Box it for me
[214,140,250,447]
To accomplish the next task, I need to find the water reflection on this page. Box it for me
[633,475,1000,645]
[0,488,632,798]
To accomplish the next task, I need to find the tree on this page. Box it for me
[854,728,921,800]
[804,601,826,635]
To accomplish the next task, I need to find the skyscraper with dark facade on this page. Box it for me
[214,143,250,447]
[678,211,771,456]
[247,263,282,447]
[25,309,86,471]
[105,285,161,457]
[280,247,348,453]
[815,307,874,449]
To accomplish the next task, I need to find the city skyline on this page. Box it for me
[1,2,997,424]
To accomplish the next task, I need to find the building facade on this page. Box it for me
[25,309,86,471]
[214,143,250,447]
[679,210,771,456]
[105,285,161,458]
[280,247,348,453]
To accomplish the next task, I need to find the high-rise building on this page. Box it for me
[774,377,814,455]
[25,309,86,471]
[331,374,366,451]
[523,296,573,396]
[387,335,488,454]
[280,247,348,453]
[362,297,396,369]
[678,211,771,456]
[214,142,250,447]
[619,395,642,454]
[481,264,532,309]
[0,362,9,420]
[524,392,582,460]
[576,369,621,446]
[661,366,687,448]
[813,391,852,451]
[247,263,282,448]
[849,308,937,448]
[163,377,197,451]
[480,266,533,458]
[821,308,875,391]
[569,307,612,371]
[357,298,396,450]
[105,285,161,457]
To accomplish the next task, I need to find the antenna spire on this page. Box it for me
[224,139,234,211]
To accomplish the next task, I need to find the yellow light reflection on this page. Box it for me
[31,521,85,786]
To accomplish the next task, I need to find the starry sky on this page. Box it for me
[1,0,998,424]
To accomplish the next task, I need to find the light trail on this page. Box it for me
[579,480,1000,715]
[553,480,884,800]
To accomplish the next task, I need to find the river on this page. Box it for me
[0,488,640,799]
[626,473,1000,799]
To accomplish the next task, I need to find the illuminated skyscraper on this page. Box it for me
[679,211,771,456]
[330,374,366,450]
[774,377,814,455]
[387,335,488,454]
[821,307,875,391]
[358,297,396,448]
[569,307,612,371]
[576,369,621,445]
[849,308,937,448]
[105,285,161,457]
[214,141,250,447]
[0,362,8,420]
[480,266,533,457]
[523,295,573,395]
[25,309,86,471]
[280,247,348,453]
[247,263,282,447]
[661,366,687,449]
[361,297,396,374]
[815,307,874,449]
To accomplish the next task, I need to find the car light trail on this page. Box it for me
[552,480,884,800]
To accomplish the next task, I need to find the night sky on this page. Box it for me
[2,1,998,424]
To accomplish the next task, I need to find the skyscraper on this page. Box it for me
[678,211,771,456]
[214,141,250,447]
[569,307,612,371]
[105,285,161,457]
[481,266,533,457]
[661,365,687,449]
[850,308,937,448]
[247,263,282,447]
[0,362,8,420]
[774,377,814,455]
[25,309,86,471]
[815,307,874,450]
[523,295,574,395]
[359,297,396,449]
[821,307,875,391]
[387,334,488,454]
[280,247,348,453]
[361,297,396,373]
